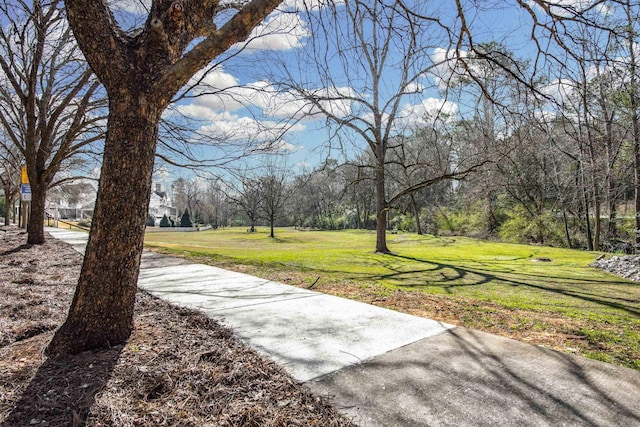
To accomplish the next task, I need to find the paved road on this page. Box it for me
[47,228,640,426]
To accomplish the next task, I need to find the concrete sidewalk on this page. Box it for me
[47,228,640,426]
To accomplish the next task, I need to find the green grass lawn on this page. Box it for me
[144,227,640,370]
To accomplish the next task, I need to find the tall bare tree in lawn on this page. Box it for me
[258,160,291,238]
[47,0,285,357]
[276,0,492,253]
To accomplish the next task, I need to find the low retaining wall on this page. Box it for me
[146,225,212,233]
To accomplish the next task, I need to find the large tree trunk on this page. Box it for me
[375,155,389,253]
[46,97,160,357]
[27,181,47,244]
[561,208,572,249]
[584,190,593,251]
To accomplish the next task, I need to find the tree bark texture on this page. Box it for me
[47,98,161,356]
[27,181,47,244]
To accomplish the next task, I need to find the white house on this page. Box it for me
[148,183,178,224]
[46,181,176,224]
[47,181,97,220]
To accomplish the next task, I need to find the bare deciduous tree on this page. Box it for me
[0,0,106,244]
[274,0,490,253]
[0,137,20,225]
[257,160,291,238]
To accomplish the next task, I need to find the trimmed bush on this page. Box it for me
[159,214,171,227]
[180,208,193,227]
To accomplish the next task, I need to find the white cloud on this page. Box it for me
[180,68,256,114]
[430,47,469,89]
[153,167,171,178]
[403,82,425,94]
[174,104,216,120]
[396,98,458,129]
[153,167,173,185]
[180,68,354,123]
[197,114,307,144]
[359,97,457,132]
[185,93,248,116]
[526,0,610,16]
[312,87,354,118]
[532,109,559,124]
[261,91,311,118]
[266,86,354,120]
[176,67,356,148]
[235,12,309,52]
[189,67,240,90]
[175,104,249,122]
[540,78,576,105]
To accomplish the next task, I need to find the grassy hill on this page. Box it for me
[145,227,640,370]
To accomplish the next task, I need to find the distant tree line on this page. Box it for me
[170,96,640,253]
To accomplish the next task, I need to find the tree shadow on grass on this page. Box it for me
[357,253,640,319]
[2,345,123,426]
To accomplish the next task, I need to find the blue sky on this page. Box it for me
[112,0,616,184]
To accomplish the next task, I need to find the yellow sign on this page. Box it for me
[21,166,29,184]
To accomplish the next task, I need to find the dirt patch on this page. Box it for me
[0,226,354,426]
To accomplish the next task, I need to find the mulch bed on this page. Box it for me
[0,226,354,426]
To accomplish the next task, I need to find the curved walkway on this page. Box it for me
[47,228,640,426]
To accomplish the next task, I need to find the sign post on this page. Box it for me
[20,169,30,229]
[21,183,31,201]
[21,166,29,185]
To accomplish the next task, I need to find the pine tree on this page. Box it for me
[180,208,193,227]
[159,214,171,227]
